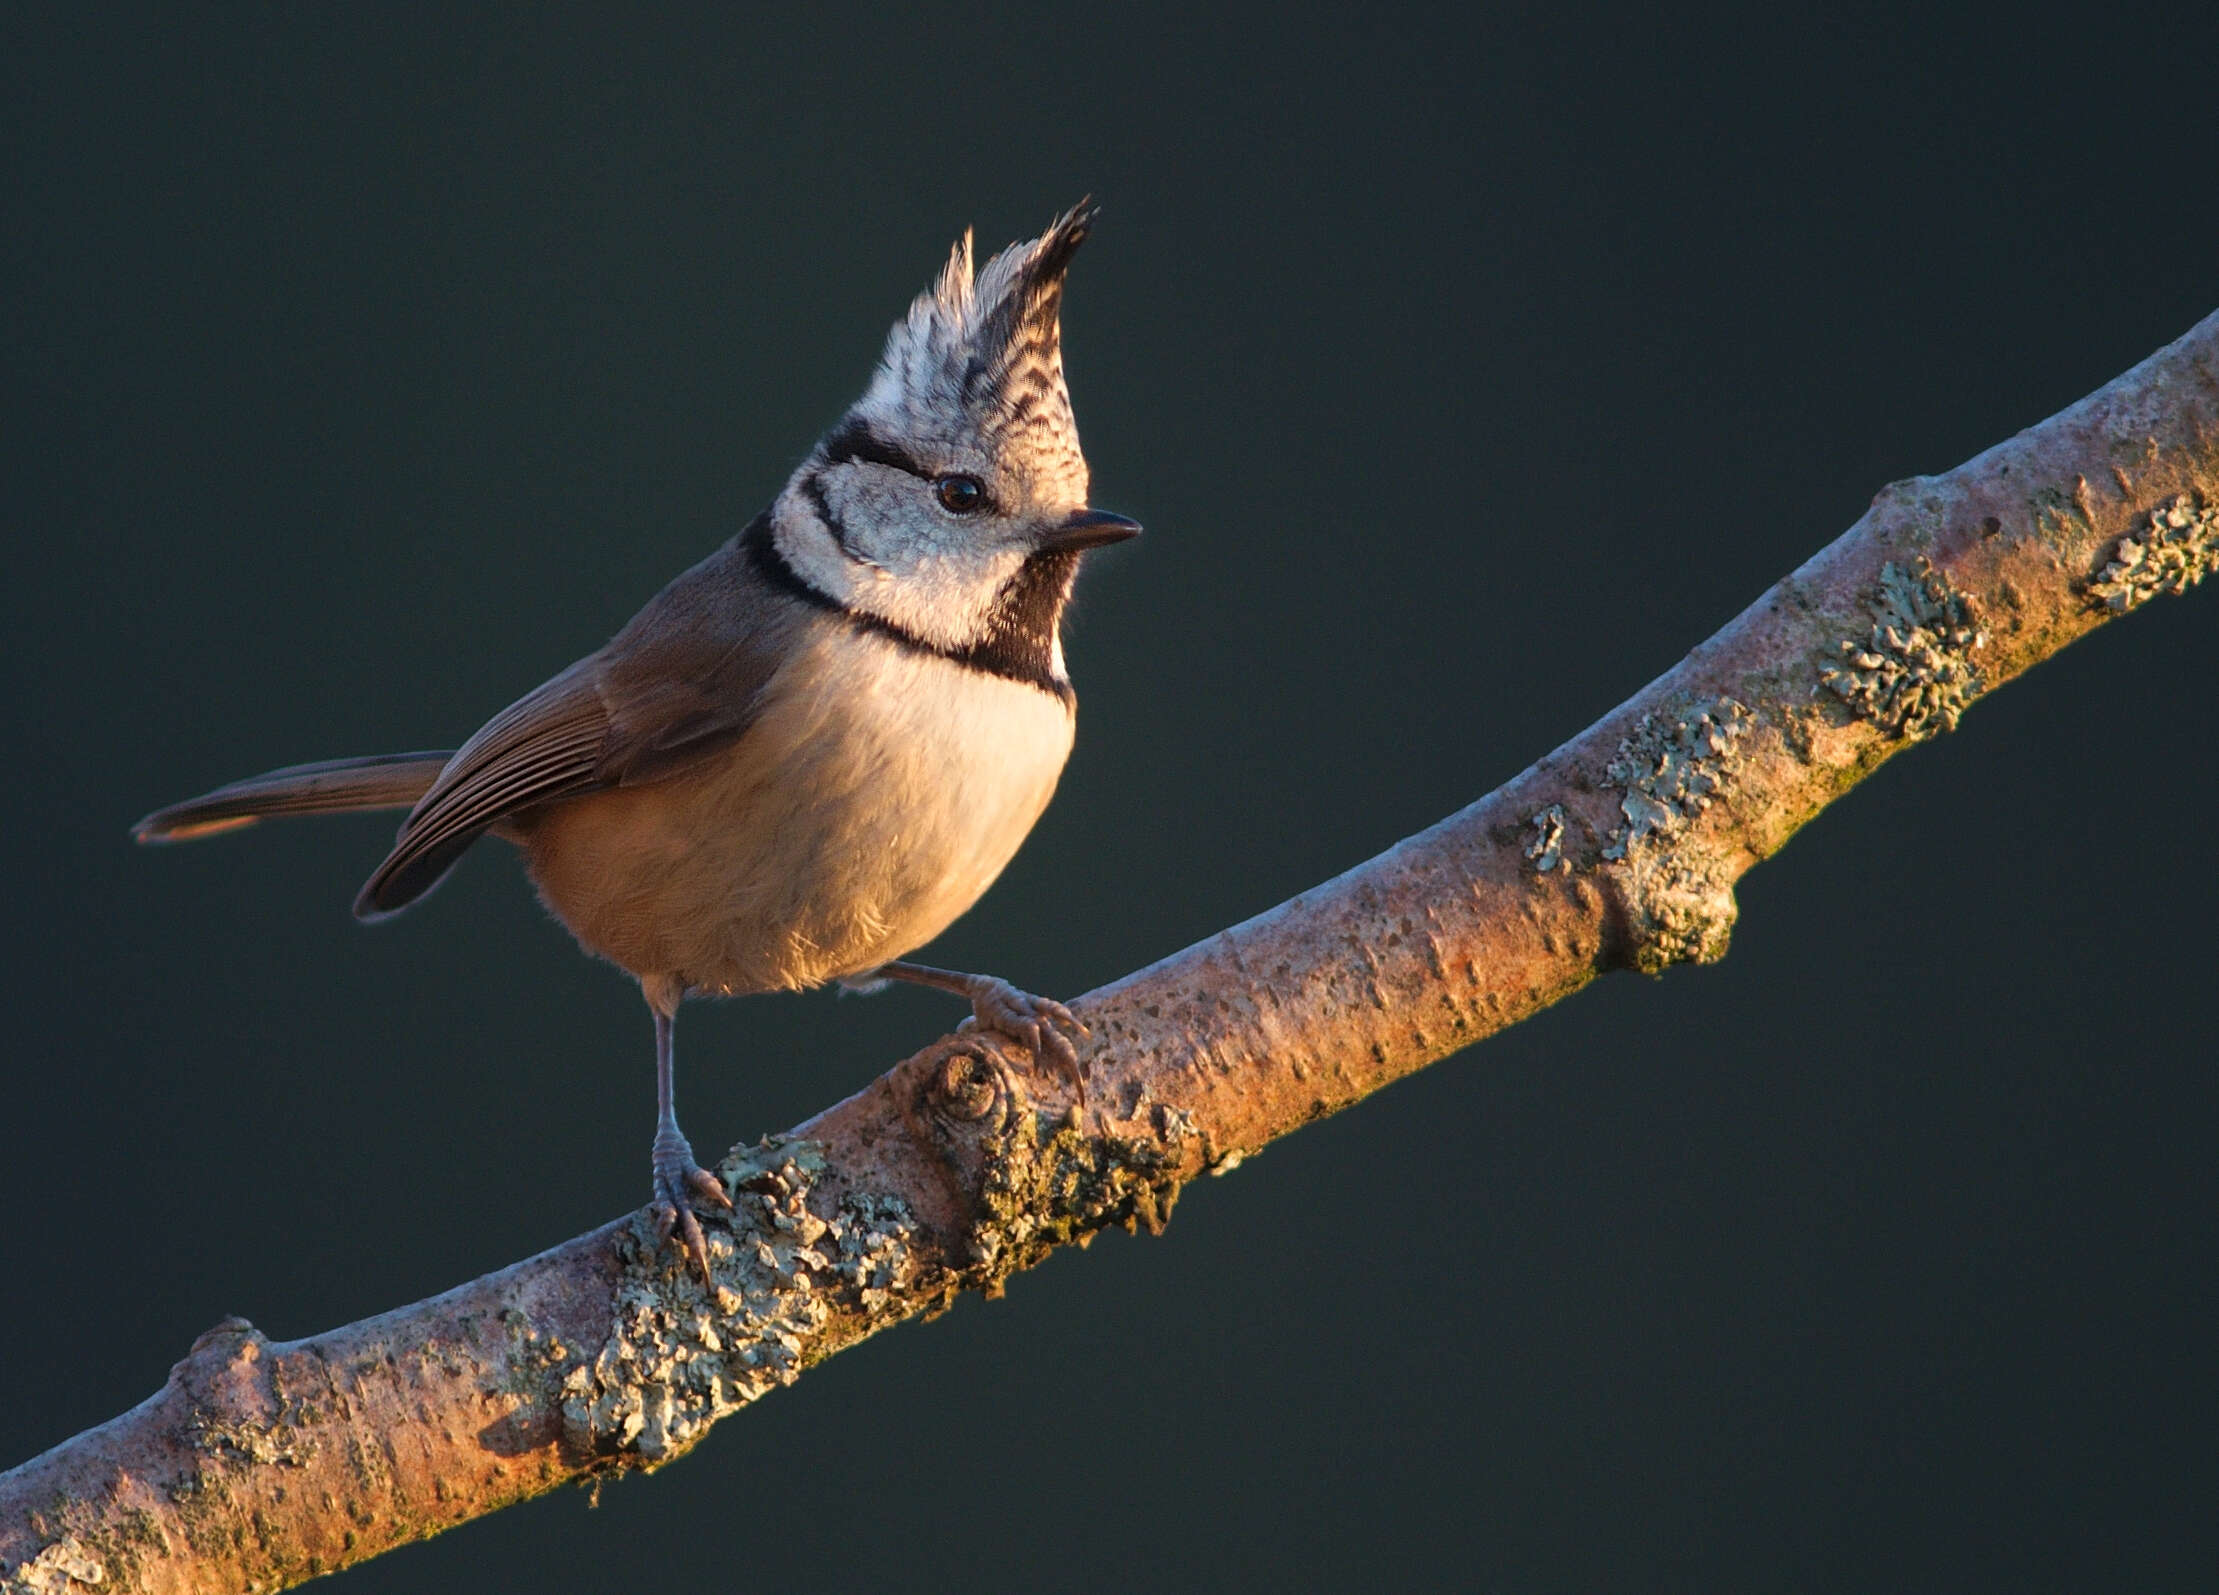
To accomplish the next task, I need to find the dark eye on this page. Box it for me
[934,475,987,515]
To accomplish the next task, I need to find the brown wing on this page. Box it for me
[351,525,814,918]
[350,662,608,917]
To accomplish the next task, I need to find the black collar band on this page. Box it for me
[740,512,1074,706]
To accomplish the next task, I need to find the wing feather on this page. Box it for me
[351,522,817,919]
[352,663,609,916]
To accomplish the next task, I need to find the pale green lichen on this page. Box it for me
[502,1072,1183,1471]
[967,1105,1181,1290]
[1600,698,1753,862]
[187,1400,312,1469]
[1820,558,1984,739]
[1622,851,1737,972]
[1595,697,1752,973]
[2088,492,2219,613]
[1525,804,1568,874]
[2,1537,105,1594]
[559,1138,920,1468]
[1153,1102,1199,1145]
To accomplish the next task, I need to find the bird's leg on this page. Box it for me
[873,960,1089,1101]
[645,986,732,1283]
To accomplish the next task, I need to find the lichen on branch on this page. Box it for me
[1821,557,1986,738]
[2089,492,2219,613]
[7,305,2219,1594]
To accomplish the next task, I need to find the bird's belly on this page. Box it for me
[520,634,1075,994]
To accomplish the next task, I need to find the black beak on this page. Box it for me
[1038,507,1143,554]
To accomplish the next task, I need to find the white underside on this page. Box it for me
[519,627,1075,996]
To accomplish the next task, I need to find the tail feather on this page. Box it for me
[133,751,454,844]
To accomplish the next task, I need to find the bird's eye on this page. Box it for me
[934,475,987,515]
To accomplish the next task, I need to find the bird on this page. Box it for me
[133,202,1139,1282]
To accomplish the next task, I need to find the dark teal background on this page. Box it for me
[6,6,2219,1589]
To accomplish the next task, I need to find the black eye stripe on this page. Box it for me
[800,470,878,568]
[819,417,928,479]
[821,418,995,515]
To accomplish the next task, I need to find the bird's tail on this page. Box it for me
[132,751,454,843]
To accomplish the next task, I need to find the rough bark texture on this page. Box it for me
[6,310,2217,1594]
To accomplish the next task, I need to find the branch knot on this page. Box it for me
[1597,698,1750,973]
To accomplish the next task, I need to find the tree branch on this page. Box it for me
[7,310,2217,1595]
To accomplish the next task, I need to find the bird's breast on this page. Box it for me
[520,627,1076,994]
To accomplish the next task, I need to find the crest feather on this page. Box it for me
[934,228,976,318]
[871,200,1098,425]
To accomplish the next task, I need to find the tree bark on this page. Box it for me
[6,310,2217,1595]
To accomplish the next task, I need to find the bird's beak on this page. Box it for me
[1037,507,1143,553]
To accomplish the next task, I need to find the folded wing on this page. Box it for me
[353,534,812,918]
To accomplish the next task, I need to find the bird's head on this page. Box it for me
[771,202,1138,661]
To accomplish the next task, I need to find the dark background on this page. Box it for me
[6,5,2218,1590]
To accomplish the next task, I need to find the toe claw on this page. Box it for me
[1044,1029,1087,1104]
[687,1167,734,1210]
[947,973,1091,1106]
[651,1136,728,1282]
[673,1207,711,1285]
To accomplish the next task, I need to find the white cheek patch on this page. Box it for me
[831,470,942,567]
[860,543,1027,650]
[779,468,1029,654]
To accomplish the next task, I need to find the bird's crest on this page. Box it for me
[858,201,1098,492]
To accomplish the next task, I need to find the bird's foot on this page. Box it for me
[650,1129,733,1284]
[956,976,1089,1103]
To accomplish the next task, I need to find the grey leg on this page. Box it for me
[645,985,732,1283]
[875,960,1088,1100]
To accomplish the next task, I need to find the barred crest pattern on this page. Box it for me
[855,201,1097,501]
